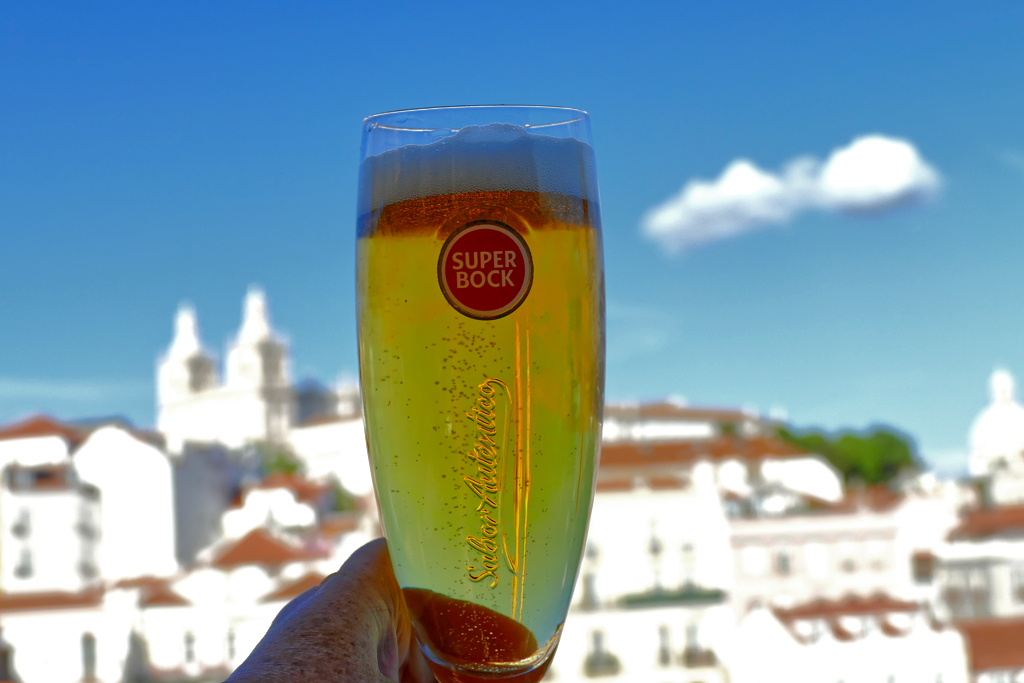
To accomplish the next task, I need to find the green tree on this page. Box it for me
[255,442,305,476]
[777,425,922,485]
[332,482,358,512]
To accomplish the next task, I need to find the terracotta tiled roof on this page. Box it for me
[255,473,333,505]
[599,434,808,470]
[0,415,163,452]
[774,594,918,621]
[0,415,86,448]
[0,589,103,613]
[263,572,326,602]
[140,583,189,607]
[115,576,163,588]
[957,618,1024,673]
[949,505,1024,541]
[595,480,635,492]
[115,577,190,607]
[211,528,316,569]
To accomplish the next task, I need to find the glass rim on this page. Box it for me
[363,105,589,131]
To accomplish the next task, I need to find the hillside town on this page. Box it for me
[1,289,1023,683]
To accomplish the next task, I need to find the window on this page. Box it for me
[944,567,992,619]
[11,509,29,539]
[969,569,992,618]
[82,633,97,681]
[580,573,598,611]
[1011,565,1024,603]
[0,636,13,682]
[681,542,696,589]
[838,541,857,573]
[76,506,98,540]
[583,630,620,678]
[682,623,717,668]
[912,552,936,584]
[14,548,32,579]
[657,625,671,667]
[775,550,792,576]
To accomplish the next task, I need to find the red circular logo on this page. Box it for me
[438,222,533,320]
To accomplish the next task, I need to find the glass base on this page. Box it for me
[421,649,555,683]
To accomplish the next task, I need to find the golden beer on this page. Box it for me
[357,117,604,682]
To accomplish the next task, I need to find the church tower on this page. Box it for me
[157,305,217,410]
[969,369,1024,504]
[223,287,293,443]
[225,288,290,391]
[156,289,295,452]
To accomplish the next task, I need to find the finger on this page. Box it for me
[315,539,419,679]
[227,539,427,683]
[269,585,320,627]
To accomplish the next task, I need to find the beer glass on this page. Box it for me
[357,106,604,683]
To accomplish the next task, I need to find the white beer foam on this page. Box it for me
[358,124,599,217]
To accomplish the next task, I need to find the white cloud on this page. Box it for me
[642,135,941,252]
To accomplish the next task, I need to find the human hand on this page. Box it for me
[227,538,436,683]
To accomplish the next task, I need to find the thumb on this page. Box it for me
[228,539,432,683]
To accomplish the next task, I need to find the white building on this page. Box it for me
[729,481,961,613]
[0,416,179,594]
[157,289,293,452]
[287,411,373,497]
[75,425,179,582]
[0,412,374,682]
[938,505,1024,624]
[550,403,845,682]
[1,288,999,682]
[0,461,100,594]
[730,596,969,683]
[935,368,1024,624]
[970,369,1024,505]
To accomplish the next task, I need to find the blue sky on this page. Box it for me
[2,1,1023,474]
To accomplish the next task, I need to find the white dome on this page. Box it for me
[969,370,1024,476]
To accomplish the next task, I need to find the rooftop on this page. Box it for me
[263,572,326,602]
[0,589,104,613]
[949,504,1024,541]
[957,617,1024,673]
[599,434,808,471]
[211,528,321,569]
[773,594,918,621]
[0,414,165,449]
[0,415,86,448]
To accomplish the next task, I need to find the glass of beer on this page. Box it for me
[356,106,604,683]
